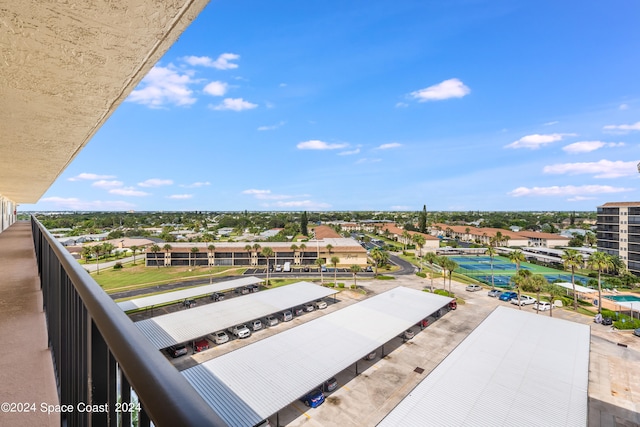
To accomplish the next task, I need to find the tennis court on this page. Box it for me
[449,256,589,288]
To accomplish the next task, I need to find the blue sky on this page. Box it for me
[22,0,640,212]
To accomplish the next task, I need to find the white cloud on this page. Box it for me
[390,205,411,210]
[167,194,193,200]
[138,178,173,187]
[505,133,576,149]
[40,197,135,210]
[203,81,228,96]
[395,102,409,108]
[567,196,596,202]
[543,121,559,126]
[562,141,625,154]
[619,104,629,110]
[603,121,640,133]
[211,98,258,111]
[182,53,240,70]
[109,187,150,197]
[242,189,308,201]
[543,160,638,178]
[181,181,211,188]
[508,185,633,197]
[279,83,287,87]
[409,78,470,102]
[127,65,197,108]
[376,142,402,150]
[68,173,116,182]
[257,121,285,131]
[296,140,349,150]
[92,180,123,189]
[338,148,361,156]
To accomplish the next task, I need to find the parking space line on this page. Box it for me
[291,403,311,419]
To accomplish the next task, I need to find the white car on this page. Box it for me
[211,331,229,345]
[314,300,327,309]
[465,284,482,292]
[228,324,251,339]
[510,295,536,306]
[533,301,551,311]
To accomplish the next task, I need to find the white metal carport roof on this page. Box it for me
[378,306,590,427]
[135,281,337,349]
[182,286,453,427]
[117,276,263,312]
[555,282,597,294]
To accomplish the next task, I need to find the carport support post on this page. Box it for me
[355,360,359,376]
[276,412,280,427]
[381,344,385,358]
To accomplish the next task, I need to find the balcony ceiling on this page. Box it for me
[0,0,209,204]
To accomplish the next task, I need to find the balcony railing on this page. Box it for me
[31,217,226,427]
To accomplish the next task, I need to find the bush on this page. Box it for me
[376,275,395,280]
[434,289,454,297]
[350,284,357,289]
[326,282,335,288]
[113,262,123,270]
[415,272,427,278]
[337,283,345,288]
[588,272,598,278]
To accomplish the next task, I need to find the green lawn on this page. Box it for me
[93,263,247,293]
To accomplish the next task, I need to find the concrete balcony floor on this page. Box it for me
[0,221,59,426]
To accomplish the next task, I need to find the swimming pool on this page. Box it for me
[605,295,640,303]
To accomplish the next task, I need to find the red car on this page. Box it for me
[193,339,209,352]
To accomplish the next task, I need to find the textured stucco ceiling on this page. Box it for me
[0,0,210,203]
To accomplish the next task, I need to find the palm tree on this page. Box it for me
[130,245,140,265]
[401,230,411,250]
[423,252,439,292]
[561,249,583,310]
[485,246,497,289]
[412,234,426,258]
[511,269,531,309]
[508,249,526,274]
[315,258,325,285]
[444,258,458,294]
[162,244,172,267]
[150,244,161,269]
[529,274,548,314]
[207,244,216,267]
[587,251,613,314]
[370,247,384,278]
[91,244,103,274]
[290,244,298,266]
[81,246,93,263]
[331,256,340,286]
[190,246,200,267]
[102,242,115,260]
[437,256,448,291]
[325,243,333,261]
[545,283,563,317]
[350,264,361,288]
[465,227,471,241]
[244,244,253,265]
[261,247,274,286]
[299,243,307,265]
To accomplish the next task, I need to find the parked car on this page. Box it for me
[602,317,613,326]
[487,289,502,298]
[634,328,640,337]
[264,315,279,327]
[323,377,338,393]
[363,351,376,361]
[193,339,209,352]
[292,306,304,316]
[533,301,551,311]
[183,299,196,308]
[234,287,250,295]
[211,292,224,302]
[511,295,536,306]
[228,324,251,339]
[465,284,482,292]
[321,265,327,272]
[278,310,293,322]
[168,344,188,358]
[365,265,373,272]
[303,266,310,272]
[250,319,263,331]
[402,329,415,340]
[246,284,259,293]
[304,303,315,312]
[314,300,327,309]
[499,291,518,302]
[211,331,229,345]
[301,389,325,408]
[275,264,282,272]
[448,300,457,310]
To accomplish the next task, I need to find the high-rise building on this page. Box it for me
[596,201,640,276]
